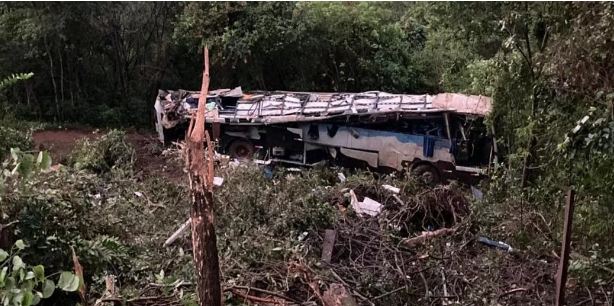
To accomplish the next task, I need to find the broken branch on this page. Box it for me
[164,218,191,247]
[402,228,456,247]
[226,286,302,304]
[228,288,284,304]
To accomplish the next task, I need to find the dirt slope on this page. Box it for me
[33,128,185,182]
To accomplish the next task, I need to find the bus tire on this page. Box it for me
[412,164,440,186]
[228,138,254,159]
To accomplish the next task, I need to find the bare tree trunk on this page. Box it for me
[33,8,61,119]
[24,81,30,107]
[184,47,222,306]
[45,39,61,120]
[521,87,538,189]
[59,46,65,104]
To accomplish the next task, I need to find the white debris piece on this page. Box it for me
[382,184,400,194]
[349,190,382,217]
[134,191,143,197]
[338,173,346,182]
[213,177,224,186]
[254,159,272,165]
[572,115,590,134]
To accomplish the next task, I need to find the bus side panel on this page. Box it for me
[300,123,455,171]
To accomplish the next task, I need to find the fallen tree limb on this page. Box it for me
[226,286,302,304]
[372,287,405,301]
[498,287,528,299]
[402,228,456,247]
[99,296,182,306]
[229,288,284,304]
[164,218,191,247]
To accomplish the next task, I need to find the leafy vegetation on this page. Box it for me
[0,240,80,306]
[0,127,32,162]
[69,130,134,173]
[1,2,614,305]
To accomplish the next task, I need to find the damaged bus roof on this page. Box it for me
[154,87,492,128]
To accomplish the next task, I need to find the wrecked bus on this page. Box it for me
[154,88,497,184]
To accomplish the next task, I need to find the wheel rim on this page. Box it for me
[233,144,253,159]
[421,171,435,184]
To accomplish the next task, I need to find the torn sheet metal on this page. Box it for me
[432,93,491,116]
[155,89,493,129]
[156,87,243,129]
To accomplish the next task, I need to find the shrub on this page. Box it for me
[69,130,135,172]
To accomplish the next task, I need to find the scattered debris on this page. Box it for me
[213,177,224,186]
[382,184,400,194]
[338,173,346,182]
[321,229,337,265]
[391,194,404,205]
[264,167,274,180]
[349,190,382,217]
[478,236,513,252]
[471,186,483,200]
[134,191,143,197]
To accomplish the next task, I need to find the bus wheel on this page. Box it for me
[228,139,254,159]
[412,164,440,186]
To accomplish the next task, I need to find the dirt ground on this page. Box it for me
[33,128,185,182]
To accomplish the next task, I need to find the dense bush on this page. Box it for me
[1,166,188,299]
[69,130,135,172]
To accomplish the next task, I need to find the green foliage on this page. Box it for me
[1,148,51,196]
[174,2,430,93]
[1,152,188,297]
[0,240,79,306]
[69,130,134,172]
[1,0,614,298]
[0,127,32,162]
[6,149,51,180]
[0,73,33,91]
